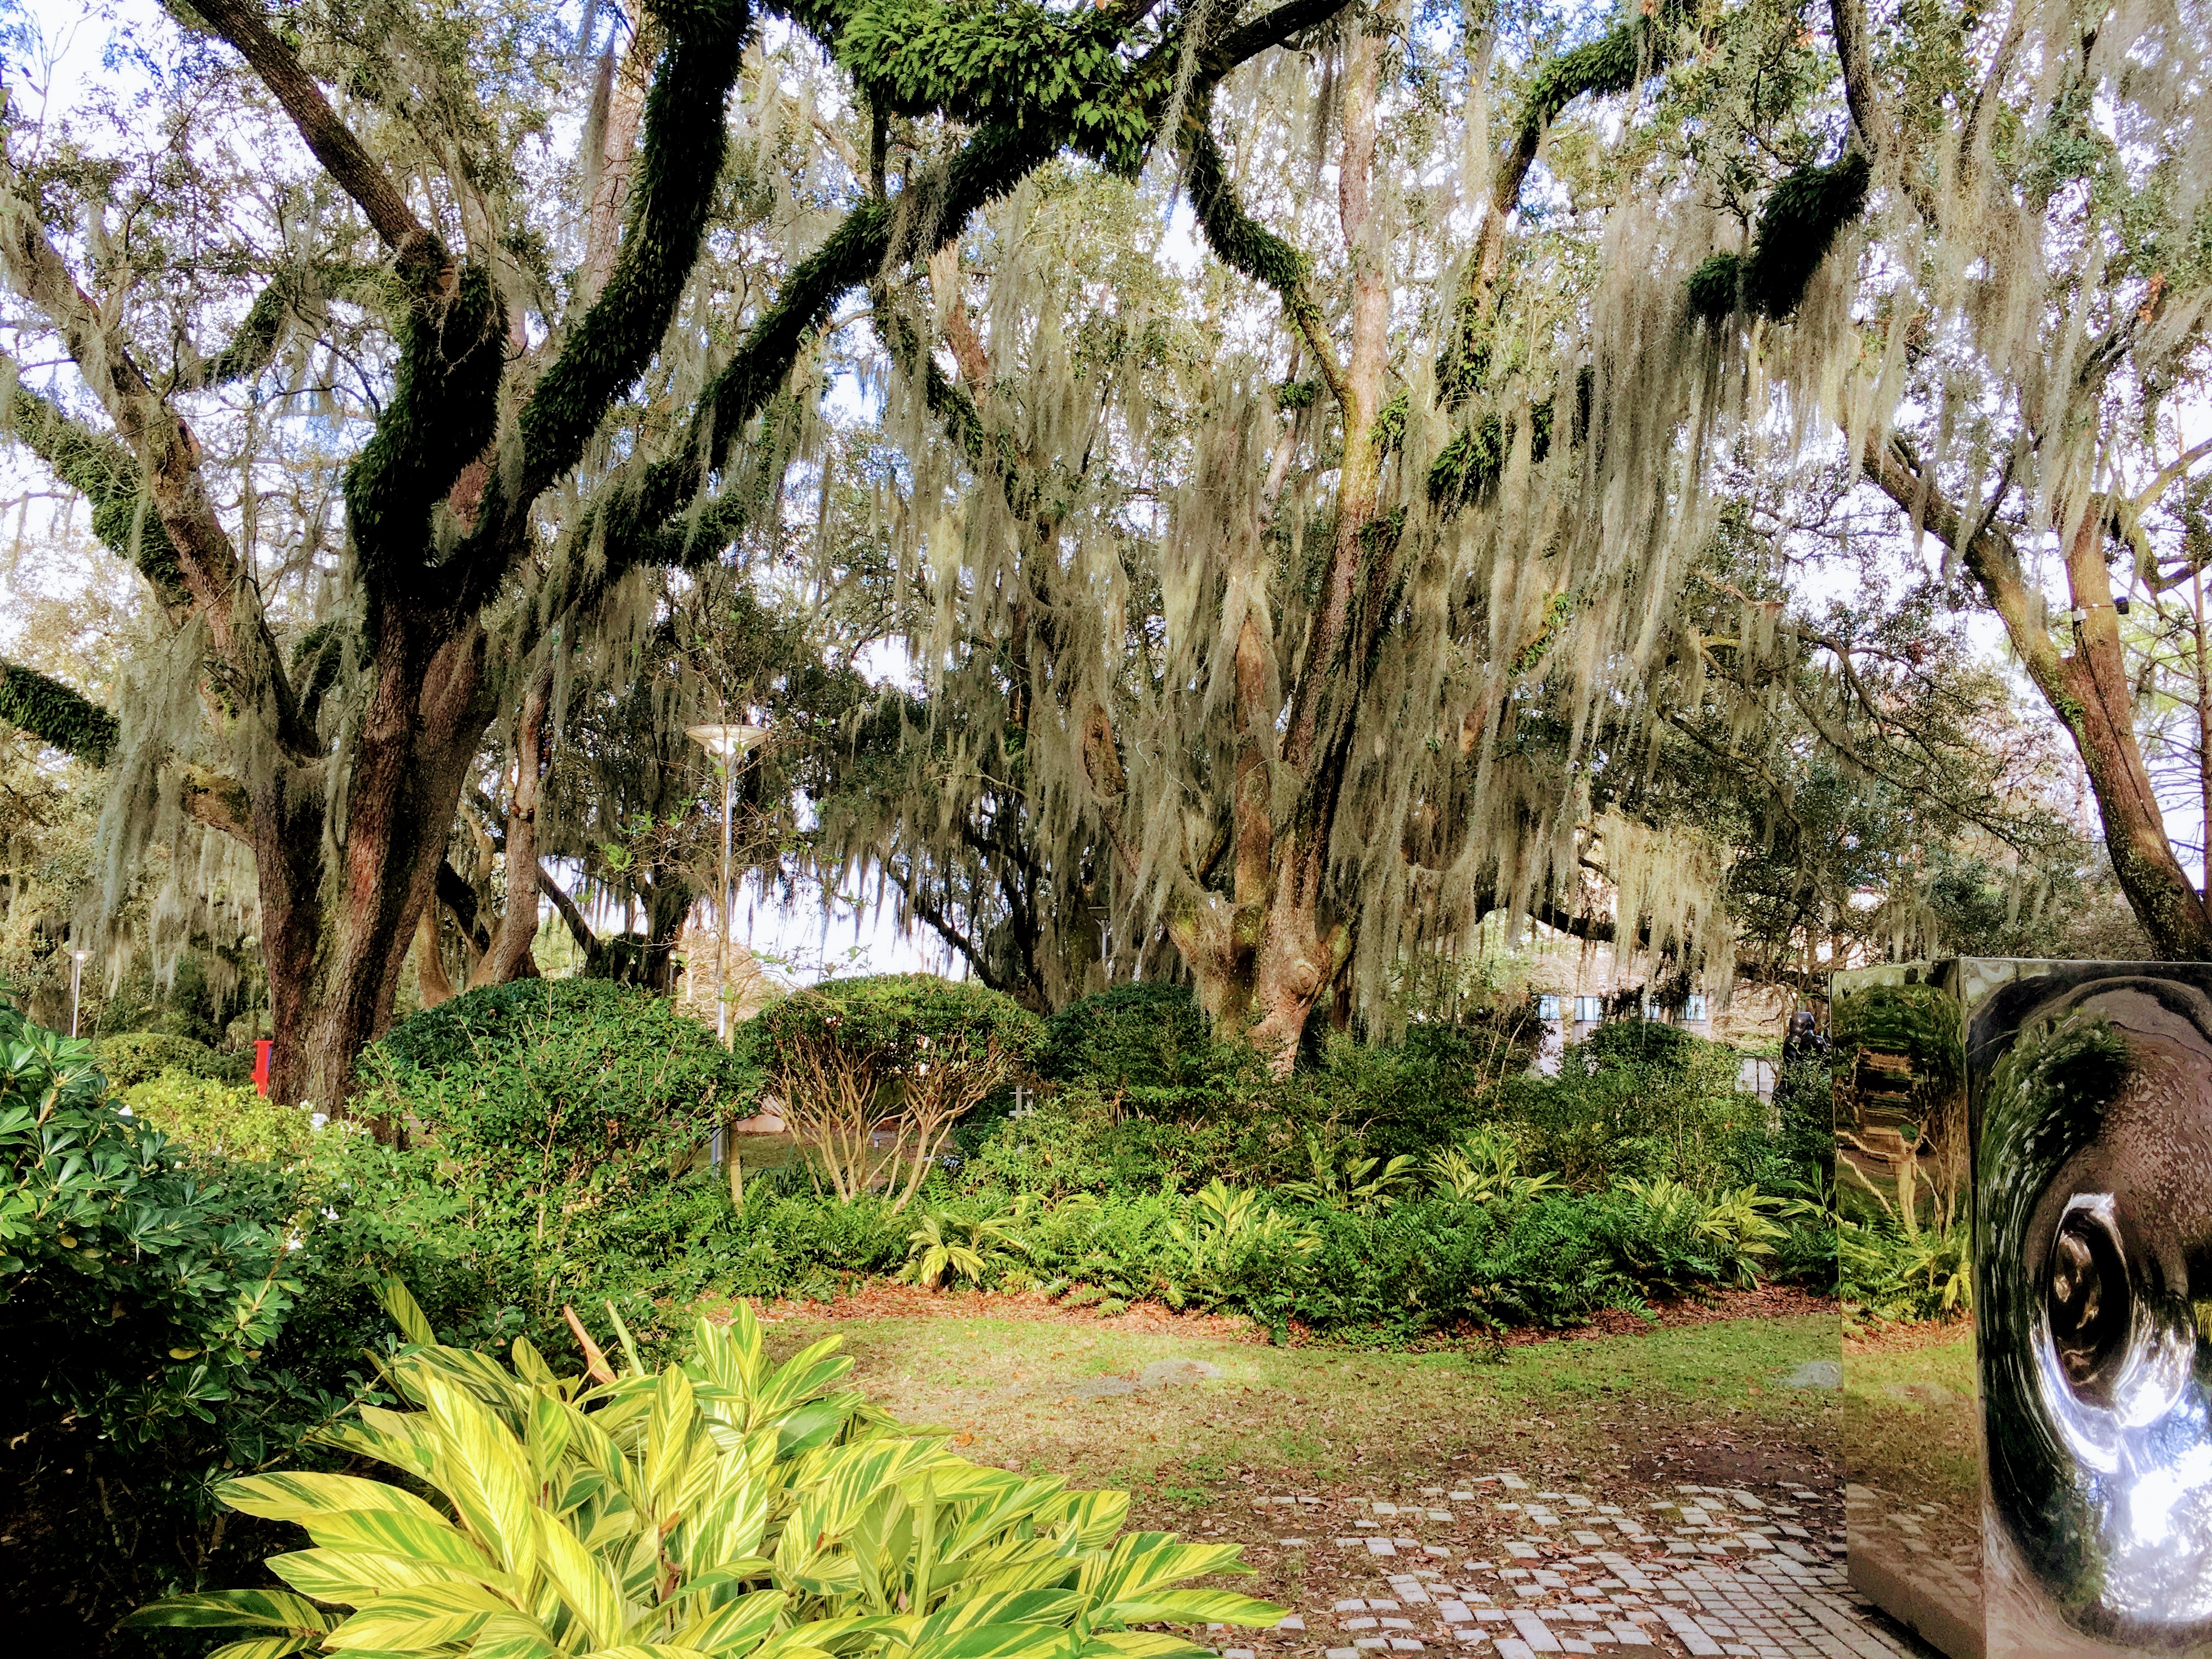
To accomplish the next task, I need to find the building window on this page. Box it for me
[1538,994,1561,1021]
[1684,994,1707,1021]
[1573,996,1603,1023]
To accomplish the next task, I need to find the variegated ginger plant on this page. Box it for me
[126,1288,1282,1659]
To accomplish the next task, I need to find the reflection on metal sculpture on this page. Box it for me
[1972,971,2212,1651]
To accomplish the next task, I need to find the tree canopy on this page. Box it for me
[2,0,2209,1088]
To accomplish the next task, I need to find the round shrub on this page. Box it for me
[94,1029,250,1088]
[1038,980,1254,1113]
[123,1071,318,1163]
[359,980,755,1318]
[368,978,751,1144]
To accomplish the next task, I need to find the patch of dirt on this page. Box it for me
[1843,1314,1972,1357]
[1622,1417,1839,1491]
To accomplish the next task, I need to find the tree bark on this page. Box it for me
[413,907,455,1007]
[1240,21,1390,1074]
[1864,435,2212,959]
[471,661,555,988]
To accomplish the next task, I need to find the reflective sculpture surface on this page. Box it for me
[1835,960,2212,1659]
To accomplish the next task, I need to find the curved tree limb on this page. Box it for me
[0,660,118,764]
[184,0,432,257]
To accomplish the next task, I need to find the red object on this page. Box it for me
[254,1039,273,1097]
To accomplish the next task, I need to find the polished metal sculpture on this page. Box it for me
[1834,959,2212,1659]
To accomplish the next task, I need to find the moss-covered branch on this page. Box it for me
[1440,1,1692,409]
[342,262,506,595]
[2,377,189,607]
[833,0,1158,173]
[185,0,430,254]
[1178,99,1349,408]
[512,2,750,504]
[0,659,119,764]
[514,0,1353,635]
[1686,151,1871,324]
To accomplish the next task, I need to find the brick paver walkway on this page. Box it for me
[1226,1473,1931,1659]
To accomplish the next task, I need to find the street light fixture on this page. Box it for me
[684,723,769,1046]
[69,948,88,1039]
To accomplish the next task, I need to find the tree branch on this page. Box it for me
[0,660,117,764]
[187,0,431,256]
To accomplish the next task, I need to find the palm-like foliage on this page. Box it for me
[1621,1178,1790,1289]
[1167,1181,1318,1277]
[1279,1136,1419,1214]
[899,1211,1030,1290]
[1425,1133,1562,1205]
[125,1286,1281,1658]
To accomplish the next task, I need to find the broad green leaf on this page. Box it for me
[267,1547,505,1602]
[202,1640,321,1659]
[379,1278,438,1345]
[324,1598,495,1651]
[1077,1636,1209,1659]
[122,1590,334,1633]
[1096,1592,1284,1627]
[417,1370,537,1577]
[219,1471,453,1529]
[1047,1491,1130,1551]
[666,1588,786,1656]
[917,1589,1081,1638]
[907,1621,1082,1659]
[534,1502,625,1647]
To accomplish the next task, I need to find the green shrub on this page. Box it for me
[124,1070,318,1163]
[93,1029,251,1088]
[359,979,752,1332]
[129,1295,1284,1659]
[1505,1022,1765,1189]
[0,1006,315,1644]
[757,973,1046,1207]
[1038,982,1257,1114]
[953,1085,1324,1198]
[1,1007,296,1451]
[1272,1028,1504,1163]
[1841,1214,1971,1324]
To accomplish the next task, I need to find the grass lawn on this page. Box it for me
[742,1288,1844,1620]
[1842,1318,1977,1558]
[738,1291,1850,1640]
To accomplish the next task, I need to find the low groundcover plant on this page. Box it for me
[127,1286,1282,1659]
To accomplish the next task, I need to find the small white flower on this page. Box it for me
[311,1113,328,1130]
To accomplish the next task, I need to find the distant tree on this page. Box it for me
[0,0,1348,1104]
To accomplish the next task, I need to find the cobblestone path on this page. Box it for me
[1220,1472,1932,1659]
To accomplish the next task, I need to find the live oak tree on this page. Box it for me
[837,0,1884,1069]
[0,0,1348,1105]
[1688,0,2212,957]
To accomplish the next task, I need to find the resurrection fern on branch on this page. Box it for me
[1686,151,1873,324]
[0,659,118,764]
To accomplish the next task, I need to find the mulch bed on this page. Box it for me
[738,1279,1838,1346]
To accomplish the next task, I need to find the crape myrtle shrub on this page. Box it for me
[755,973,1045,1207]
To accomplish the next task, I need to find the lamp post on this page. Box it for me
[684,723,769,1044]
[69,948,87,1039]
